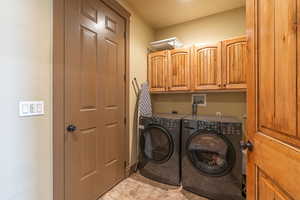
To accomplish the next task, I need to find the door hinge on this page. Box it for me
[124,74,126,81]
[124,32,127,38]
[124,118,127,124]
[124,161,127,168]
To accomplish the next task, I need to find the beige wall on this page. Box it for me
[0,1,245,199]
[0,0,153,199]
[152,93,246,120]
[156,7,246,46]
[0,0,52,200]
[117,0,155,166]
[153,7,247,120]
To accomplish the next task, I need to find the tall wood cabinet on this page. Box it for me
[168,48,191,91]
[192,43,222,90]
[222,36,247,89]
[148,51,168,92]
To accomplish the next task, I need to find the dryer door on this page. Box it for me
[141,125,174,164]
[186,130,236,177]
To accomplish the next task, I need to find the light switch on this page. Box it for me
[30,104,36,113]
[37,103,43,113]
[22,104,29,114]
[19,101,45,117]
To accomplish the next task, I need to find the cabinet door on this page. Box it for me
[222,36,247,89]
[168,48,191,91]
[247,0,300,200]
[193,43,222,90]
[148,51,168,92]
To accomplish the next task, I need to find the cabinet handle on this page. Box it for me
[293,22,300,32]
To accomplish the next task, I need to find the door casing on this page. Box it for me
[53,1,131,200]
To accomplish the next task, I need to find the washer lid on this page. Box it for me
[140,125,174,164]
[186,130,236,177]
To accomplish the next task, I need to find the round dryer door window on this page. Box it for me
[186,131,236,177]
[141,125,174,163]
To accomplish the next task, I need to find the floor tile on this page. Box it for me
[99,173,208,200]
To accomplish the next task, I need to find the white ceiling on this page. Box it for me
[125,0,246,29]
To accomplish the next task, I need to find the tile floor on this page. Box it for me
[99,173,208,200]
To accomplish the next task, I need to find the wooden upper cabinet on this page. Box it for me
[192,43,222,90]
[168,48,191,91]
[147,36,247,93]
[222,36,247,89]
[148,51,168,92]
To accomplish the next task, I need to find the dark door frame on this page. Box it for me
[53,1,131,200]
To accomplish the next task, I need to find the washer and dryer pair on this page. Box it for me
[138,114,243,200]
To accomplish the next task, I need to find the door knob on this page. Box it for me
[240,141,253,151]
[67,124,77,132]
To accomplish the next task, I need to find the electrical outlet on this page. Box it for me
[216,112,222,117]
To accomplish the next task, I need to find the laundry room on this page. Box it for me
[118,0,248,199]
[2,0,299,199]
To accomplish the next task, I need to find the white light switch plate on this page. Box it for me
[19,101,45,117]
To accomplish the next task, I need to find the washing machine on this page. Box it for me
[138,114,184,186]
[182,115,243,200]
